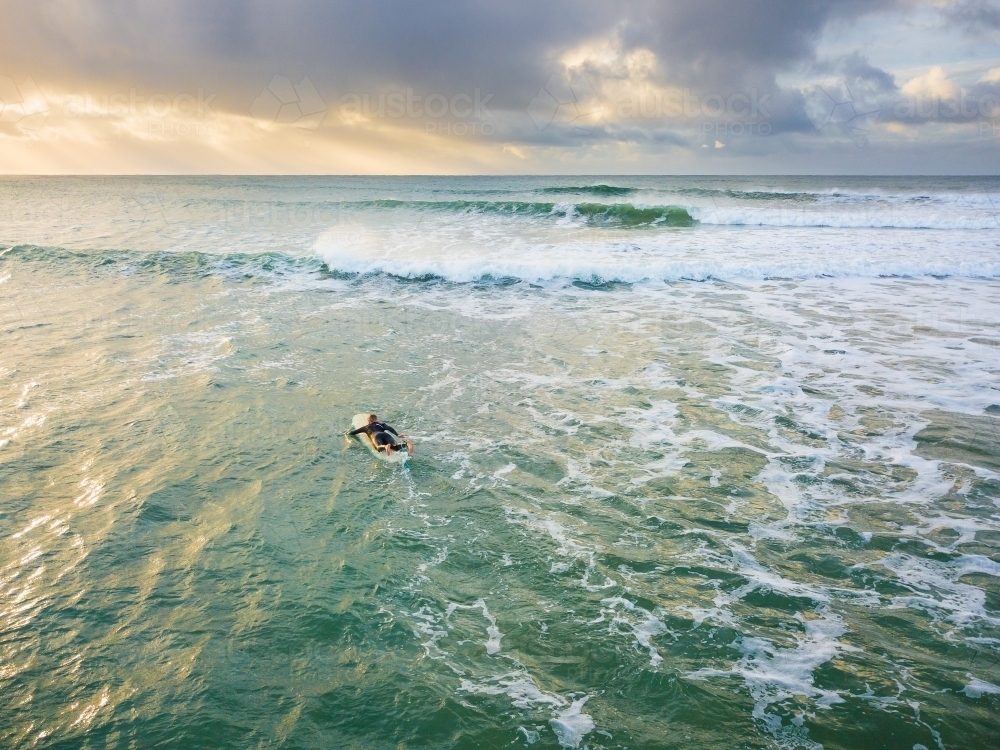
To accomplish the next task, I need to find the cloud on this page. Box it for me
[0,0,901,114]
[0,76,49,137]
[0,0,620,112]
[943,0,1000,32]
[901,66,961,99]
[0,0,996,174]
[250,76,327,131]
[802,77,882,145]
[619,1,899,81]
[839,52,897,93]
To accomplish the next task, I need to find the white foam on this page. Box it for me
[460,671,565,710]
[518,726,541,744]
[692,205,1000,230]
[875,552,1000,627]
[550,696,596,749]
[492,463,516,479]
[558,460,614,499]
[962,677,1000,698]
[677,538,856,743]
[601,597,668,667]
[459,672,596,748]
[686,610,849,745]
[407,606,450,659]
[446,599,503,655]
[312,210,1000,284]
[504,506,613,591]
[419,544,448,570]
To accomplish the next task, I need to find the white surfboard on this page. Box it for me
[350,413,410,464]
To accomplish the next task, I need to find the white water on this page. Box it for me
[3,175,1000,750]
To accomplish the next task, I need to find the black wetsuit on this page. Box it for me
[349,422,403,451]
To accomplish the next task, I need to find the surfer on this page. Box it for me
[347,414,414,455]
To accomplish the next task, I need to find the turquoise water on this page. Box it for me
[2,176,1000,749]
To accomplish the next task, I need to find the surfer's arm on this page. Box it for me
[385,426,399,437]
[347,426,368,436]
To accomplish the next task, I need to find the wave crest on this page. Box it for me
[540,185,637,196]
[574,203,694,227]
[362,199,695,227]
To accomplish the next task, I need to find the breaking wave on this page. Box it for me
[362,199,694,226]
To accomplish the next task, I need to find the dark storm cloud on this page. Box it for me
[944,0,1000,32]
[618,0,899,87]
[0,0,616,109]
[838,53,898,93]
[604,2,902,137]
[6,0,995,160]
[2,0,898,114]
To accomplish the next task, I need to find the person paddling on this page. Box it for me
[347,414,414,455]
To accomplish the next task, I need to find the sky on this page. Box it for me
[0,0,999,174]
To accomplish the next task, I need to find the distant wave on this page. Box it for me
[571,185,1000,212]
[540,185,637,196]
[363,199,695,226]
[367,199,556,215]
[174,190,998,231]
[692,206,1000,230]
[353,196,998,230]
[670,187,820,202]
[358,198,997,230]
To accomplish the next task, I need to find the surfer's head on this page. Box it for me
[368,414,378,423]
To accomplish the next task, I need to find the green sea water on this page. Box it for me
[2,177,1000,749]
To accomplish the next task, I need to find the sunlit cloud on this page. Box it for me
[0,0,998,173]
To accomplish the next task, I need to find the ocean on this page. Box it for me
[2,175,1000,749]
